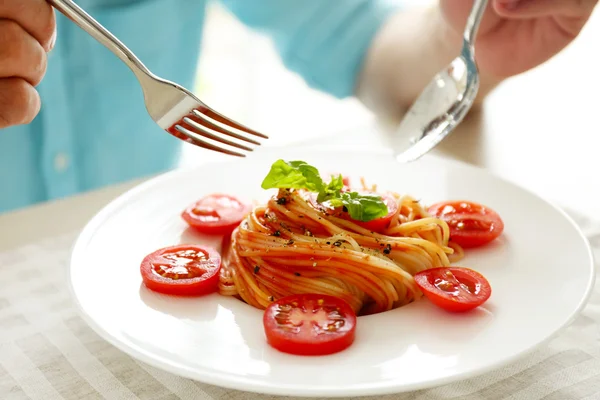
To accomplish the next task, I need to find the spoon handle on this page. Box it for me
[463,0,489,47]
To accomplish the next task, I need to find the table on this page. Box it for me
[1,8,600,400]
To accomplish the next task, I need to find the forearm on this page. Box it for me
[356,6,502,119]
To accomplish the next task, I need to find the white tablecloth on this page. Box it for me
[1,209,599,400]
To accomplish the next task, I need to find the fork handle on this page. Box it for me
[48,0,152,79]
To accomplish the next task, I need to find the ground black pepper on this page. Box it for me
[383,244,392,255]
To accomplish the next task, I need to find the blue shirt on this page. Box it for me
[0,0,398,214]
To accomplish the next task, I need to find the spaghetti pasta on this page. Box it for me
[220,187,463,315]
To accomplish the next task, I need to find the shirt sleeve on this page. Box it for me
[218,0,403,99]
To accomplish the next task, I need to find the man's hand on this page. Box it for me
[357,0,598,118]
[0,1,56,129]
[441,0,598,78]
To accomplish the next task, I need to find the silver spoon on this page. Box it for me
[391,0,488,163]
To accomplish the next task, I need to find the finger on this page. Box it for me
[0,0,56,51]
[0,78,41,128]
[0,20,48,86]
[440,0,504,37]
[494,0,598,18]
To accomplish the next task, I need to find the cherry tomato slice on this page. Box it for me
[414,267,492,312]
[342,176,351,189]
[263,293,357,356]
[140,245,221,296]
[427,200,504,248]
[182,194,250,235]
[309,192,398,233]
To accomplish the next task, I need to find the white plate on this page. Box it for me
[69,147,595,398]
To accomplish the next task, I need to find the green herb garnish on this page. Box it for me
[261,159,388,222]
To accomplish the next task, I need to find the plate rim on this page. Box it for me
[68,148,596,397]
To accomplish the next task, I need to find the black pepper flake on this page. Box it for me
[298,215,304,218]
[276,197,287,205]
[287,239,295,245]
[333,241,342,247]
[269,296,274,301]
[294,272,301,277]
[326,241,331,245]
[272,230,281,237]
[254,266,260,274]
[383,244,392,255]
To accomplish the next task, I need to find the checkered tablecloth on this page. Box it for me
[1,209,599,400]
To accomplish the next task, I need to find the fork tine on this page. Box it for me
[193,107,269,139]
[181,118,255,151]
[174,125,246,157]
[187,113,261,146]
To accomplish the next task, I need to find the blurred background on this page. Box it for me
[182,0,436,165]
[179,1,375,166]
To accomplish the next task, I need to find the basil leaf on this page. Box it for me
[261,159,323,192]
[339,192,388,222]
[317,173,344,203]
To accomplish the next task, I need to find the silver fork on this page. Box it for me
[48,0,268,157]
